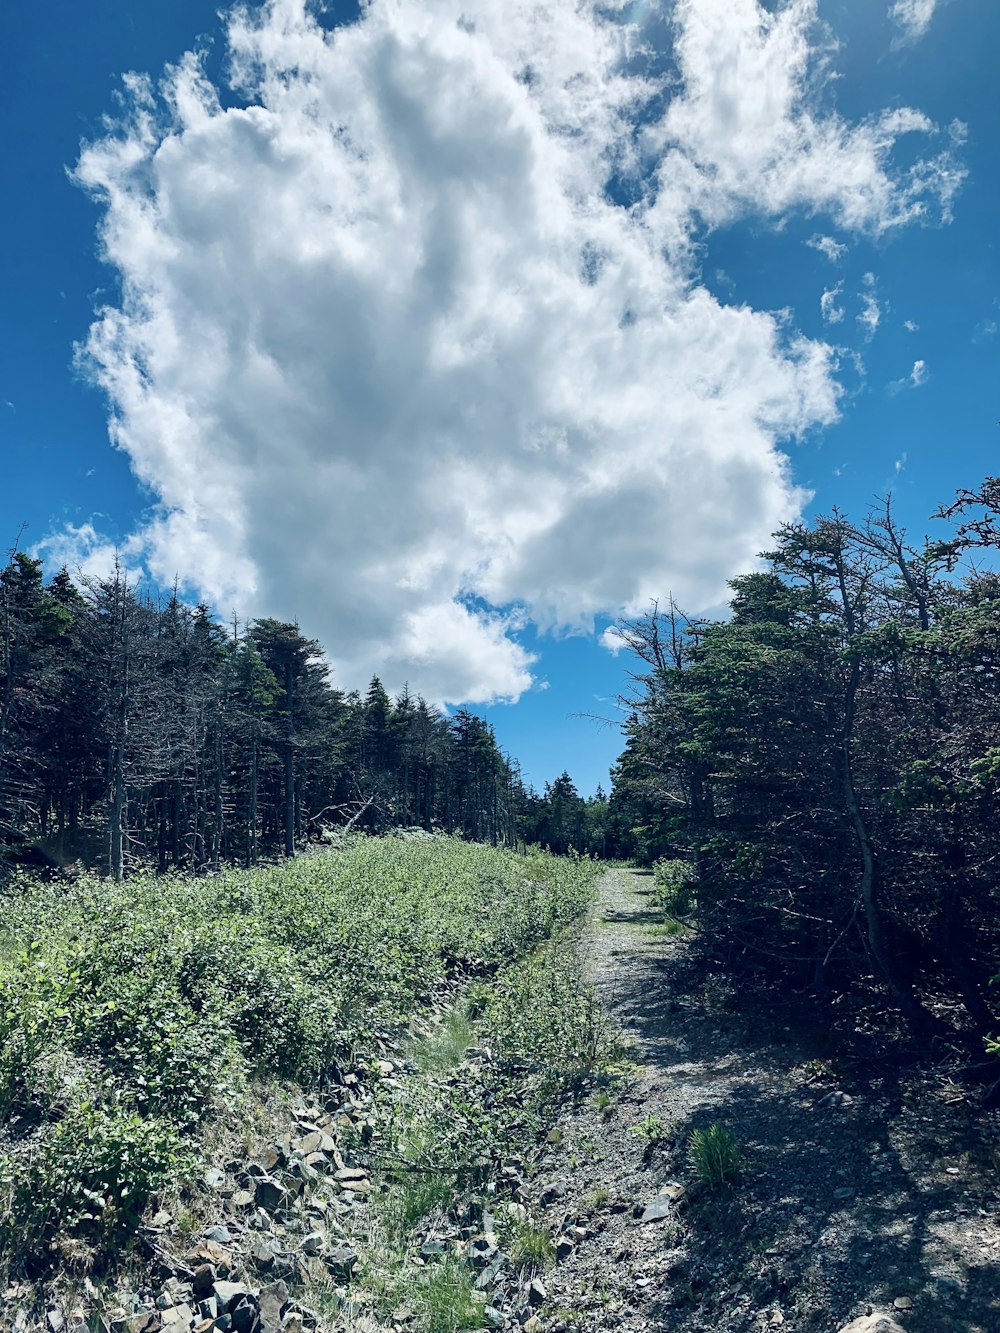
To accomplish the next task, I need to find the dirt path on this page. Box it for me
[529,870,1000,1333]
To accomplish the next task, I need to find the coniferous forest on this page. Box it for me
[611,481,1000,1047]
[6,479,1000,1052]
[0,561,535,878]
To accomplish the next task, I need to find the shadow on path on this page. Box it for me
[578,871,1000,1333]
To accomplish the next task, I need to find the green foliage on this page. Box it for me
[652,858,694,917]
[0,838,599,1267]
[631,1113,666,1146]
[610,497,1000,1038]
[688,1123,741,1189]
[507,1215,555,1273]
[482,939,605,1094]
[1,1103,186,1256]
[411,1256,483,1333]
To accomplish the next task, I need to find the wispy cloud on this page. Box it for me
[857,273,882,340]
[888,359,928,394]
[889,0,938,45]
[807,234,847,263]
[820,283,845,324]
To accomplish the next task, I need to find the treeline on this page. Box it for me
[0,558,529,880]
[518,771,624,858]
[611,481,1000,1044]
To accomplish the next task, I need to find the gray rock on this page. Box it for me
[204,1226,232,1244]
[325,1245,358,1282]
[641,1184,686,1222]
[191,1267,216,1298]
[285,1159,318,1187]
[484,1309,505,1330]
[817,1091,854,1108]
[212,1284,254,1315]
[538,1181,567,1207]
[468,1238,498,1268]
[230,1299,258,1333]
[257,1294,282,1333]
[528,1279,547,1308]
[260,1145,286,1173]
[836,1318,907,1333]
[334,1167,369,1186]
[159,1306,193,1329]
[301,1232,324,1256]
[254,1178,289,1214]
[250,1240,278,1270]
[475,1259,506,1291]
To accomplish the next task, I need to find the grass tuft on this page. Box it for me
[688,1123,741,1188]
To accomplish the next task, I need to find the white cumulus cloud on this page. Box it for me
[646,0,963,235]
[66,0,962,703]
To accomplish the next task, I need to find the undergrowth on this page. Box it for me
[365,928,614,1328]
[0,838,599,1272]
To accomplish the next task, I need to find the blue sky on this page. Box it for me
[2,0,997,796]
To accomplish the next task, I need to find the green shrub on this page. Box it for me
[1,1102,187,1257]
[652,858,695,918]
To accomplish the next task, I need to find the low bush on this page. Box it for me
[0,837,599,1270]
[652,857,695,918]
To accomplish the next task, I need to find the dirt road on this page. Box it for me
[530,870,1000,1333]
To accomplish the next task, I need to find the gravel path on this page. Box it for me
[530,869,1000,1333]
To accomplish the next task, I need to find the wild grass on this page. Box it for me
[411,1256,482,1332]
[688,1123,742,1189]
[410,1009,473,1076]
[508,1216,555,1273]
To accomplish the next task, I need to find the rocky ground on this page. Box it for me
[527,870,1000,1333]
[6,869,999,1333]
